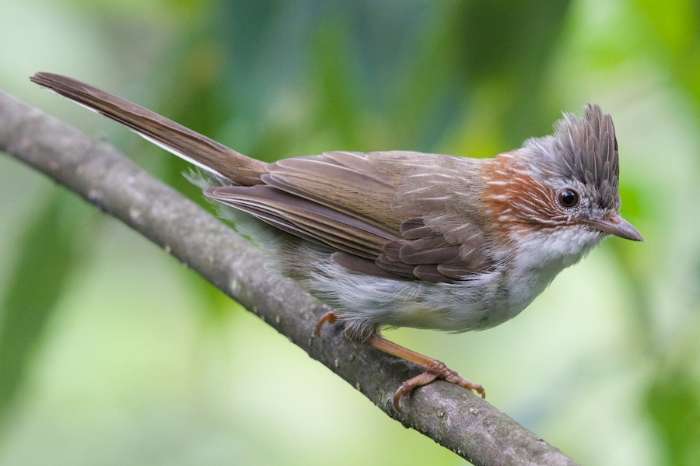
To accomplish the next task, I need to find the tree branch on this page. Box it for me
[0,90,578,466]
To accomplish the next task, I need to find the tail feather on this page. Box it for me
[30,72,267,185]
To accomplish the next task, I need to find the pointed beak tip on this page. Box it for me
[607,217,644,242]
[614,217,643,242]
[587,215,643,242]
[627,230,644,242]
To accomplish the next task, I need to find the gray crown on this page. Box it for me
[525,104,620,210]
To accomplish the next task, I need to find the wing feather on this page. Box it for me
[210,151,494,283]
[207,185,395,259]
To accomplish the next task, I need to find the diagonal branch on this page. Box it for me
[0,90,578,466]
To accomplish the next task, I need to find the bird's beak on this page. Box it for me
[585,214,643,241]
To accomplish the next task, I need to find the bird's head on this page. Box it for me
[483,104,642,263]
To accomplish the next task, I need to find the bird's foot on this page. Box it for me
[314,315,485,410]
[314,310,337,336]
[392,360,485,411]
[366,335,485,411]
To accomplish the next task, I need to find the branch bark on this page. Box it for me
[0,90,578,466]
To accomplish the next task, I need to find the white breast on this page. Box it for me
[500,226,603,317]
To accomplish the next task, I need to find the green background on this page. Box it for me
[1,1,699,465]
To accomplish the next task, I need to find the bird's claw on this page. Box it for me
[392,362,485,411]
[314,310,337,336]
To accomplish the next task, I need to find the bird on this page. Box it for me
[31,72,642,410]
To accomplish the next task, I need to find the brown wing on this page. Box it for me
[207,151,494,283]
[375,216,492,283]
[261,152,403,230]
[206,184,396,259]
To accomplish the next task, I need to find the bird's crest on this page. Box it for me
[525,104,620,210]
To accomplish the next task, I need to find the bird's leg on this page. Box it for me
[313,311,484,410]
[368,335,485,410]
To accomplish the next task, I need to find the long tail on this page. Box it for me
[30,72,267,186]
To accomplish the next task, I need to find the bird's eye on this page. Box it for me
[557,189,579,208]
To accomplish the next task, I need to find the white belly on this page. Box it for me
[294,226,603,333]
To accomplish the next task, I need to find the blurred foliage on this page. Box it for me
[1,0,700,465]
[645,369,700,466]
[0,190,96,430]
